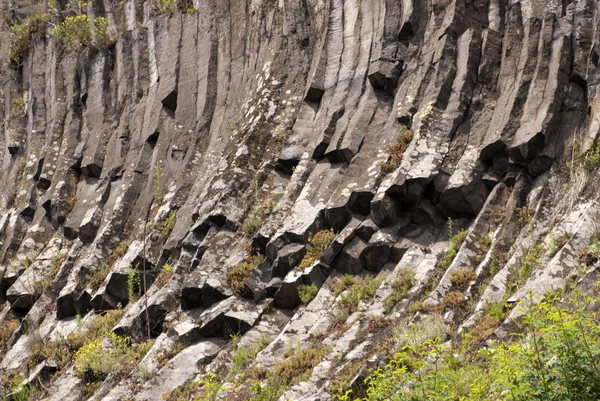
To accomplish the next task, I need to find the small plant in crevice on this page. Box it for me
[10,96,26,120]
[127,264,141,303]
[436,219,467,271]
[516,206,533,230]
[380,129,413,174]
[0,320,18,350]
[86,241,128,292]
[298,283,319,305]
[448,266,476,291]
[161,209,177,238]
[578,233,600,267]
[226,254,263,296]
[154,264,173,289]
[153,165,165,199]
[548,230,571,255]
[384,267,416,312]
[475,232,492,263]
[297,228,336,270]
[332,275,383,326]
[9,13,50,65]
[505,241,545,298]
[577,139,600,169]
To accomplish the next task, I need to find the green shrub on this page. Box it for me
[298,229,336,270]
[51,15,113,52]
[127,264,140,303]
[74,332,151,381]
[231,334,271,376]
[347,296,600,401]
[9,14,50,65]
[298,283,319,305]
[578,140,600,169]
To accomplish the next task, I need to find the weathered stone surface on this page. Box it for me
[0,1,599,400]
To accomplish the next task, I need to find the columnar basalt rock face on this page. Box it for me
[1,0,600,399]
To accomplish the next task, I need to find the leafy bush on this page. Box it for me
[51,15,113,52]
[380,129,413,173]
[298,229,336,270]
[226,254,263,296]
[298,283,319,305]
[342,296,600,401]
[9,14,50,65]
[74,332,151,381]
[578,139,600,169]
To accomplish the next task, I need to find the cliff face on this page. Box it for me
[1,0,600,399]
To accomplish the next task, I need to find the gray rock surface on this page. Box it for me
[0,0,600,400]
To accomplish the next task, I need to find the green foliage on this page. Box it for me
[186,7,197,13]
[10,97,27,120]
[9,14,50,65]
[161,209,177,237]
[384,267,416,312]
[153,165,165,199]
[26,309,126,371]
[380,129,413,173]
[548,230,571,255]
[231,334,272,376]
[516,207,533,230]
[51,15,113,52]
[127,264,140,303]
[436,219,467,271]
[74,332,152,382]
[578,139,600,169]
[86,241,128,292]
[579,233,600,266]
[298,229,336,270]
[239,214,262,237]
[332,275,383,324]
[298,283,319,305]
[226,254,263,296]
[347,296,600,401]
[506,242,545,297]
